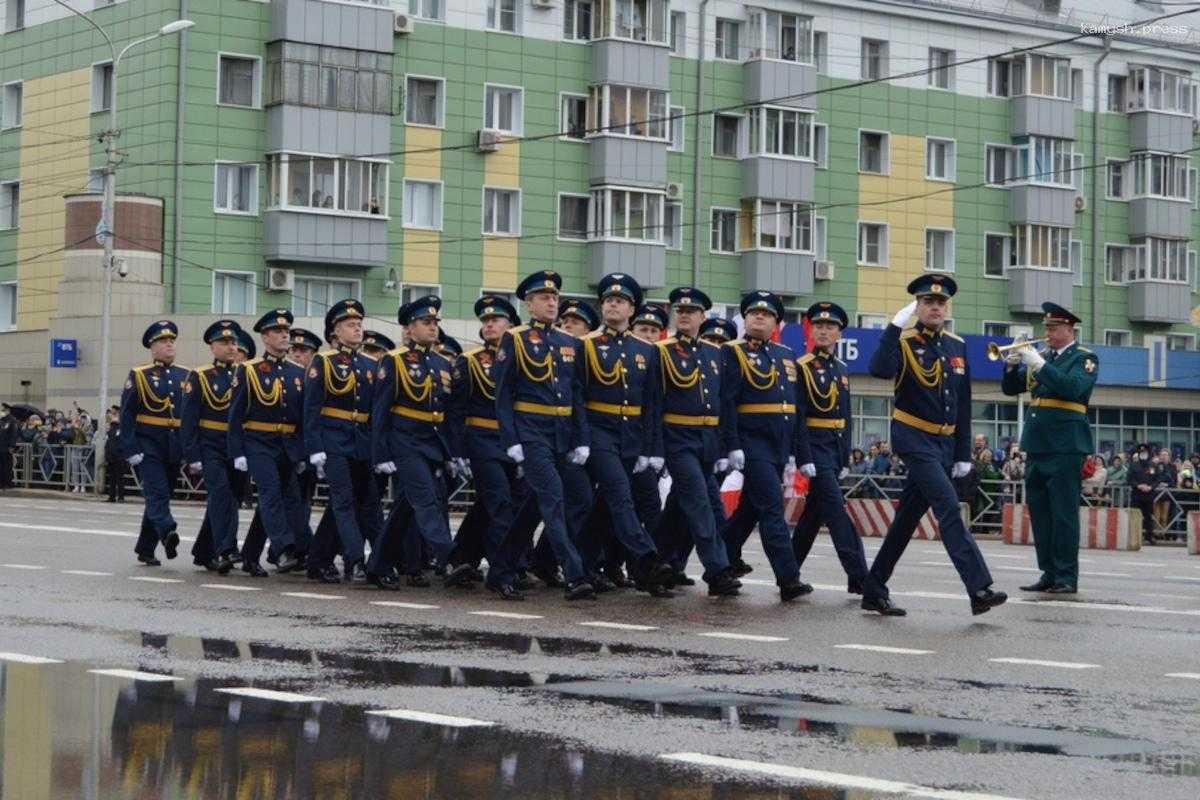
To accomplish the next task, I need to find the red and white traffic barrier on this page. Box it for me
[1001,503,1141,551]
[1187,511,1200,555]
[845,498,945,540]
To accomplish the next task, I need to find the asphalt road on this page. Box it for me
[0,492,1198,799]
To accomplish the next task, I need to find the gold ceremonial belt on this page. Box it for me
[136,414,180,428]
[390,405,445,423]
[197,419,229,432]
[736,403,796,414]
[585,401,642,416]
[892,408,955,436]
[806,417,845,429]
[514,401,572,416]
[320,407,369,424]
[243,421,296,434]
[1030,398,1087,414]
[466,416,500,430]
[662,413,719,426]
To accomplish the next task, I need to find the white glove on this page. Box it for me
[568,446,590,465]
[454,457,472,479]
[445,460,458,478]
[506,444,524,464]
[891,300,918,328]
[375,461,396,475]
[839,466,850,480]
[188,461,202,473]
[316,464,325,480]
[787,456,796,469]
[1020,346,1046,371]
[728,450,746,471]
[800,463,817,478]
[648,456,664,472]
[309,452,326,470]
[127,453,144,467]
[951,461,972,479]
[633,456,650,473]
[714,458,730,474]
[233,456,248,472]
[1004,333,1027,366]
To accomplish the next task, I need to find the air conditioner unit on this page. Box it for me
[393,13,414,35]
[813,260,835,281]
[1074,195,1086,213]
[666,182,683,199]
[477,129,501,153]
[267,267,295,292]
[532,0,555,8]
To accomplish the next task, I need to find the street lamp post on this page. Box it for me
[49,3,193,491]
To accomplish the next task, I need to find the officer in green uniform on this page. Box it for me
[1000,302,1099,594]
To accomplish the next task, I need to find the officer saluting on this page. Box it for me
[1001,302,1098,594]
[120,320,188,565]
[865,274,1005,616]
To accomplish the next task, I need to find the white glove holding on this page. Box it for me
[787,456,796,469]
[309,452,327,469]
[188,461,202,473]
[1004,333,1027,366]
[568,446,591,465]
[375,461,397,475]
[800,463,817,478]
[728,450,746,471]
[648,456,664,472]
[233,456,248,472]
[1020,346,1046,371]
[127,453,144,467]
[891,300,918,328]
[316,464,325,480]
[633,455,650,473]
[453,457,472,479]
[714,458,730,474]
[951,461,973,479]
[839,466,850,480]
[506,444,525,464]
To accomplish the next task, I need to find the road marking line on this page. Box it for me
[1079,571,1129,578]
[987,554,1027,560]
[988,657,1100,670]
[0,563,47,570]
[1164,575,1200,582]
[1140,593,1193,601]
[200,583,263,592]
[0,652,64,664]
[698,632,788,643]
[1165,673,1200,681]
[835,644,934,655]
[0,521,196,543]
[893,590,964,601]
[280,592,345,600]
[128,576,184,584]
[578,621,659,631]
[367,709,494,728]
[62,569,113,576]
[658,752,1024,800]
[370,601,440,610]
[988,565,1042,573]
[1010,599,1200,617]
[468,610,544,620]
[215,687,326,703]
[89,668,181,682]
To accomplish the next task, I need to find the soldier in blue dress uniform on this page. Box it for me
[119,320,188,565]
[718,291,810,601]
[699,317,737,346]
[287,328,323,560]
[864,274,1006,616]
[361,330,396,361]
[182,319,243,572]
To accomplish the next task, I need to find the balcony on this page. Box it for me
[1011,96,1075,140]
[267,107,390,158]
[590,136,667,188]
[1006,267,1073,314]
[1128,280,1191,324]
[269,0,394,52]
[743,59,817,110]
[264,210,388,267]
[1129,198,1192,239]
[1128,110,1193,153]
[592,39,671,91]
[740,250,814,297]
[1009,184,1075,228]
[742,157,814,203]
[587,240,665,289]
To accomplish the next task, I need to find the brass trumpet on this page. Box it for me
[986,337,1047,361]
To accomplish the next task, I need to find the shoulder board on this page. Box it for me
[388,347,408,358]
[582,329,605,340]
[724,339,745,348]
[1077,347,1093,354]
[133,363,154,373]
[797,353,815,365]
[900,329,920,340]
[507,325,529,336]
[464,346,485,357]
[317,349,337,356]
[285,358,305,369]
[943,331,964,343]
[657,337,677,347]
[243,358,263,368]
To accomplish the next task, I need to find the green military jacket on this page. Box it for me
[1000,341,1098,455]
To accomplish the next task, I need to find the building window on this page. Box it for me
[1106,244,1140,284]
[266,153,388,216]
[813,31,827,72]
[925,137,955,181]
[560,93,588,140]
[91,62,114,113]
[712,113,741,158]
[813,123,827,168]
[483,187,521,235]
[861,39,887,80]
[669,11,685,54]
[746,9,813,63]
[1026,53,1072,99]
[668,106,685,152]
[265,42,393,115]
[858,222,888,266]
[745,199,813,252]
[591,0,669,43]
[487,0,519,33]
[1191,249,1199,290]
[985,232,1016,277]
[212,271,256,315]
[859,131,889,174]
[400,284,440,306]
[925,229,954,271]
[1107,74,1127,112]
[1,82,21,129]
[408,0,443,21]
[0,181,18,230]
[484,84,523,135]
[748,106,813,160]
[813,216,827,260]
[1014,224,1070,270]
[564,0,592,41]
[218,54,261,108]
[294,277,358,318]
[1192,168,1199,209]
[1072,152,1084,196]
[664,200,682,250]
[1104,330,1131,347]
[405,76,444,127]
[402,179,443,230]
[715,18,740,60]
[1128,66,1198,115]
[929,48,953,89]
[557,193,590,240]
[214,163,258,215]
[710,208,738,253]
[1137,237,1188,282]
[1071,239,1084,286]
[4,0,25,32]
[0,282,14,331]
[1130,152,1190,200]
[857,313,886,330]
[587,84,668,139]
[1106,158,1127,200]
[1012,135,1073,187]
[983,322,1013,338]
[589,186,664,242]
[1168,333,1195,351]
[986,144,1017,186]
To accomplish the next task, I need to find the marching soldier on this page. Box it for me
[1001,302,1099,594]
[493,270,595,600]
[303,299,383,584]
[790,302,880,597]
[119,320,188,566]
[719,292,809,601]
[865,274,1005,616]
[182,319,243,573]
[228,309,306,576]
[288,328,323,561]
[653,287,740,596]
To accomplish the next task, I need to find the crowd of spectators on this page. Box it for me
[1,405,99,491]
